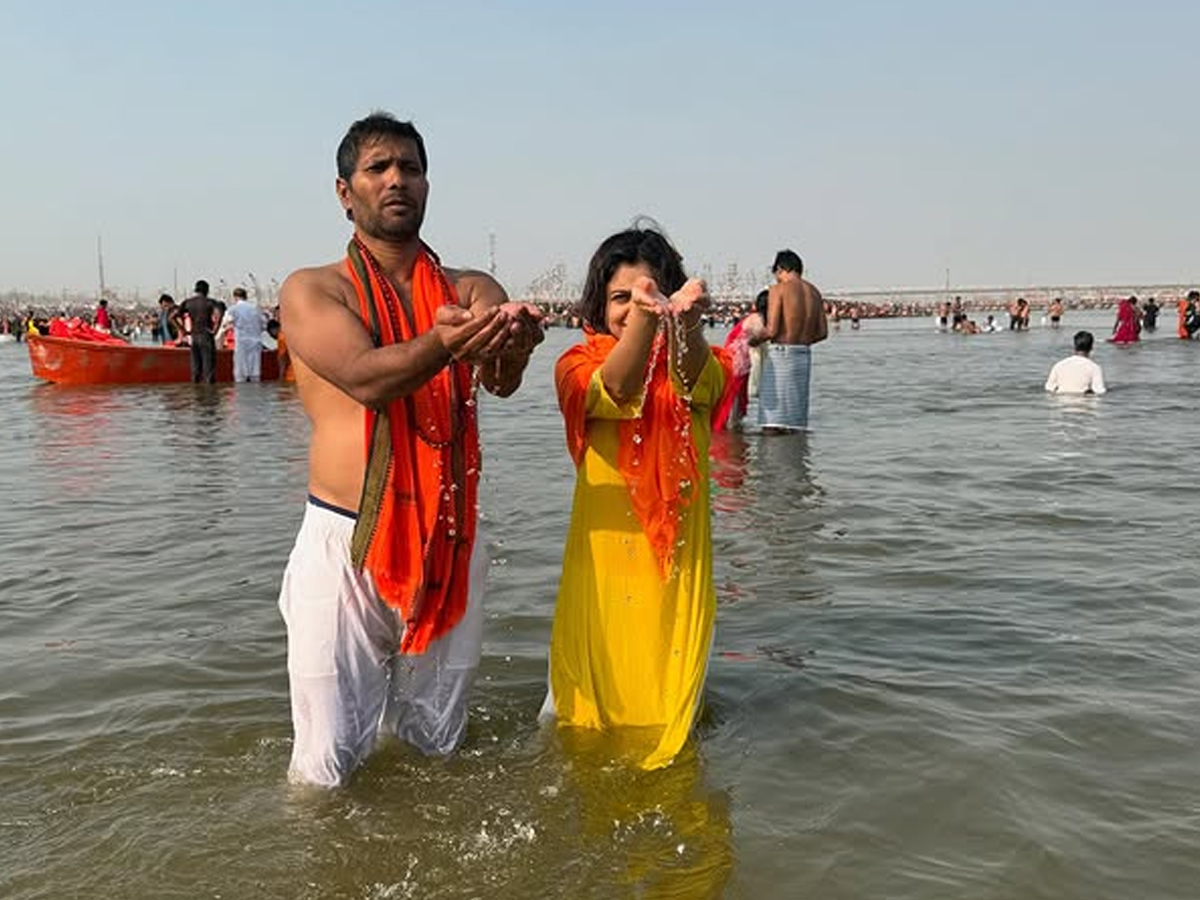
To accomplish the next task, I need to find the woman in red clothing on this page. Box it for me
[1109,295,1140,344]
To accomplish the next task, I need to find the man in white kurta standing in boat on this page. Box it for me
[277,112,543,787]
[751,249,828,432]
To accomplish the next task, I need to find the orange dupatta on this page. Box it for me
[346,237,480,655]
[556,329,727,578]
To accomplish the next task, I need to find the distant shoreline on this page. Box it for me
[3,282,1194,329]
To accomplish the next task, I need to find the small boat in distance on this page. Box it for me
[27,330,280,385]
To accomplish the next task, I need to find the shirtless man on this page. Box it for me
[751,249,827,431]
[1047,297,1064,329]
[277,112,543,787]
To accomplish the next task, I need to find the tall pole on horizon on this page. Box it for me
[488,231,497,277]
[97,236,106,301]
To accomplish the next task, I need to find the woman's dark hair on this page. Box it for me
[754,289,769,318]
[577,220,686,333]
[337,112,427,180]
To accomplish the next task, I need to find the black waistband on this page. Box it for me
[307,494,358,521]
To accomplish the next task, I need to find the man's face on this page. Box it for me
[337,136,428,243]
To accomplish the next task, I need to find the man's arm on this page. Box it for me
[809,285,829,344]
[280,266,507,409]
[752,283,785,345]
[1045,362,1059,393]
[1090,364,1107,395]
[452,269,544,398]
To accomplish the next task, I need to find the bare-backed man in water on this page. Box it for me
[750,249,828,432]
[276,113,543,787]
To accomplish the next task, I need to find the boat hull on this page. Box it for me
[27,335,281,385]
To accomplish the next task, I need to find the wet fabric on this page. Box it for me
[758,343,813,430]
[344,238,480,655]
[546,347,726,770]
[233,344,261,382]
[1045,355,1106,395]
[1110,299,1140,344]
[228,300,265,382]
[714,313,765,430]
[557,331,717,577]
[189,331,216,384]
[279,501,486,788]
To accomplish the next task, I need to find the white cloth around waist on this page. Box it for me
[758,342,813,430]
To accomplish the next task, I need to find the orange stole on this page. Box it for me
[276,332,294,382]
[556,330,728,578]
[346,238,480,654]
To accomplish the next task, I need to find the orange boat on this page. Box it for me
[27,333,280,385]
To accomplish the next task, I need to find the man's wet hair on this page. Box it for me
[772,250,803,275]
[337,112,428,180]
[577,219,686,334]
[1187,290,1200,302]
[1074,330,1094,354]
[158,293,174,305]
[195,280,210,295]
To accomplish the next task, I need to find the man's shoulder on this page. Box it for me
[282,261,355,307]
[444,267,504,309]
[770,280,800,303]
[443,265,479,294]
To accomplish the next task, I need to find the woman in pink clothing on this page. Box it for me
[712,290,768,430]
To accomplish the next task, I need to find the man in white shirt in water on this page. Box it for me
[1045,330,1107,395]
[224,286,267,381]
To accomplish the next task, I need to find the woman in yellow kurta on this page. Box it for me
[544,225,730,770]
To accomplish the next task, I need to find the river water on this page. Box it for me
[2,313,1198,899]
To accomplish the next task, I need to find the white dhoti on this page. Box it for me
[758,343,813,431]
[747,344,764,398]
[278,500,486,788]
[233,341,262,382]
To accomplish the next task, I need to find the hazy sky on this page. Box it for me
[2,0,1196,298]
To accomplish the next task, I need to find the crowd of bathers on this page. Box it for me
[6,289,1200,342]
